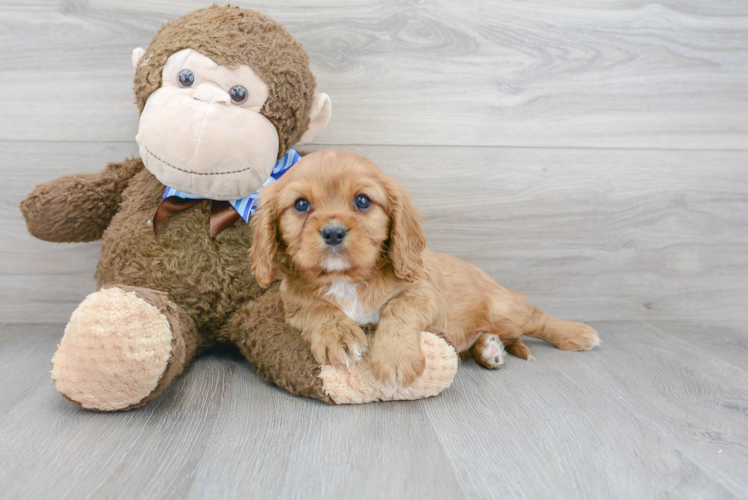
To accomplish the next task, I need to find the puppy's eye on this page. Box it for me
[178,69,195,88]
[294,198,310,213]
[355,194,371,210]
[229,85,248,104]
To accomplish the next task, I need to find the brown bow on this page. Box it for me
[153,196,241,238]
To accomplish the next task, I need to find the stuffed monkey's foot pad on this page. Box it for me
[51,287,173,411]
[318,331,458,404]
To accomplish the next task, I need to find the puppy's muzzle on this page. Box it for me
[321,225,347,246]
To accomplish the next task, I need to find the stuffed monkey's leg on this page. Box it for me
[225,290,336,403]
[52,286,201,411]
[226,290,459,405]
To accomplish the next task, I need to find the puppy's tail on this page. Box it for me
[521,307,599,352]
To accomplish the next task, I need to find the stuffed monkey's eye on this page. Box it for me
[178,69,195,87]
[229,85,248,104]
[355,194,371,210]
[294,198,310,213]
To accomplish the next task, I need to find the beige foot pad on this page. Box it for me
[51,287,173,411]
[319,331,458,404]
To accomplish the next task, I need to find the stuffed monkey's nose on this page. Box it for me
[192,84,230,104]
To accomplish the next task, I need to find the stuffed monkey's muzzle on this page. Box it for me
[191,84,231,104]
[136,86,280,200]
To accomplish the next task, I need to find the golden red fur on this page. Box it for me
[250,150,599,388]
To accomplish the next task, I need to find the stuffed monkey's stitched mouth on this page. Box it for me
[144,146,252,176]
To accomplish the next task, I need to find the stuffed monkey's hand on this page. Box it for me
[20,158,142,242]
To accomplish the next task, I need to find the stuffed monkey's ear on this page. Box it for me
[387,181,426,282]
[249,195,281,288]
[295,93,332,146]
[131,48,146,71]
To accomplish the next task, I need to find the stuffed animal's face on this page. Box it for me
[136,49,279,200]
[131,6,332,201]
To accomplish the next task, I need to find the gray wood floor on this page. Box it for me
[1,0,747,498]
[1,321,747,499]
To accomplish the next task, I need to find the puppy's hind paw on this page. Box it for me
[474,334,506,369]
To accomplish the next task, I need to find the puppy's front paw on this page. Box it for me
[309,319,367,367]
[369,339,426,389]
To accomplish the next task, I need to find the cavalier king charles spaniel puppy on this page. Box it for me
[249,150,599,388]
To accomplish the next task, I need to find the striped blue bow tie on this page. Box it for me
[162,147,300,223]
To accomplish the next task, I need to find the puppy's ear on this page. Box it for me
[249,190,280,288]
[387,180,426,282]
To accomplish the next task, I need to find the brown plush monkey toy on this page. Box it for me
[19,5,458,411]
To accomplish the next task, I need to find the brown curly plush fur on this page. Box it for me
[95,163,263,334]
[21,6,458,410]
[20,159,142,242]
[21,159,334,406]
[134,5,315,158]
[226,290,333,403]
[19,5,333,408]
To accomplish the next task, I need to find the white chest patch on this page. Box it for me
[322,280,382,325]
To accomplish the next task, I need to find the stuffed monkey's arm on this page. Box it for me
[20,158,143,242]
[286,299,368,367]
[227,289,459,405]
[226,289,338,404]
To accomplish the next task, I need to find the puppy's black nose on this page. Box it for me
[321,226,347,246]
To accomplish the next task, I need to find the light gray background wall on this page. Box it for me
[3,0,746,325]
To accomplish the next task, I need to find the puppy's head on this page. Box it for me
[249,150,426,287]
